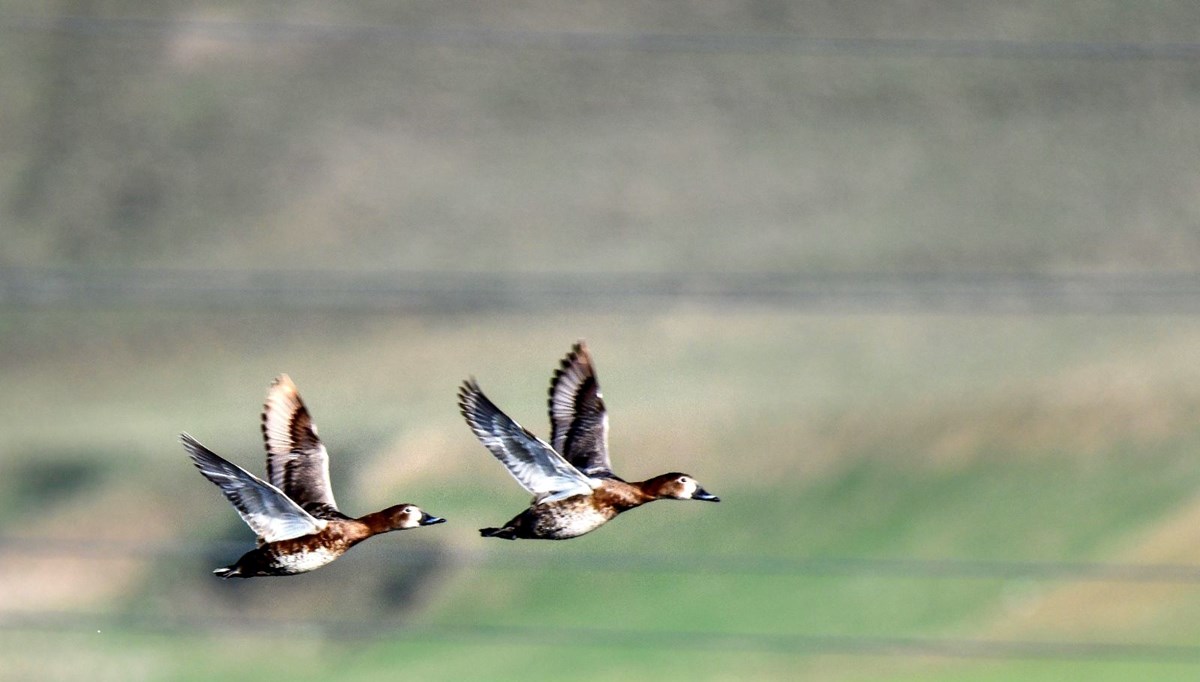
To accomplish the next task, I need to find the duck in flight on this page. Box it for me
[458,341,719,540]
[181,374,445,578]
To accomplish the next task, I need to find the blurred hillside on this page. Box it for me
[5,2,1200,682]
[5,1,1200,273]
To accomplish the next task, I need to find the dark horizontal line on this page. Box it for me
[412,625,1200,662]
[7,536,1200,583]
[5,268,1200,314]
[5,612,1200,662]
[4,16,1200,60]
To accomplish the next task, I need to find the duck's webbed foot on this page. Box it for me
[479,526,519,540]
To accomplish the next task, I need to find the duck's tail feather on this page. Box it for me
[479,527,518,540]
[213,566,242,579]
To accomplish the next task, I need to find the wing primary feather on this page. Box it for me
[458,379,595,502]
[180,432,325,542]
[260,375,340,517]
[546,341,614,477]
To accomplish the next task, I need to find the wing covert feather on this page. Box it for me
[181,433,325,542]
[459,379,595,503]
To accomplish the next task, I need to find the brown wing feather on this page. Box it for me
[547,341,614,477]
[261,374,342,519]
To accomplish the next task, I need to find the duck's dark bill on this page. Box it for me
[693,488,720,502]
[420,513,447,526]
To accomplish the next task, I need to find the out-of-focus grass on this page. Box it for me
[854,660,1200,682]
[427,448,1200,636]
[9,440,1200,681]
[7,309,1200,682]
[9,629,1200,682]
[6,309,1200,679]
[5,308,1199,472]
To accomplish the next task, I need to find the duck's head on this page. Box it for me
[647,473,720,502]
[381,504,447,531]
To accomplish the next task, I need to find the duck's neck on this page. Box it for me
[353,510,399,538]
[599,479,658,511]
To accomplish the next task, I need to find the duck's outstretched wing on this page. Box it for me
[260,374,341,519]
[180,433,326,543]
[459,379,596,503]
[547,341,614,477]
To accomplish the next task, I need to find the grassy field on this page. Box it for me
[6,309,1200,680]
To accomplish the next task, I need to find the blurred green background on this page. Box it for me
[5,2,1200,680]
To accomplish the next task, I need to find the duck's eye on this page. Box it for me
[404,506,415,514]
[677,477,688,484]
